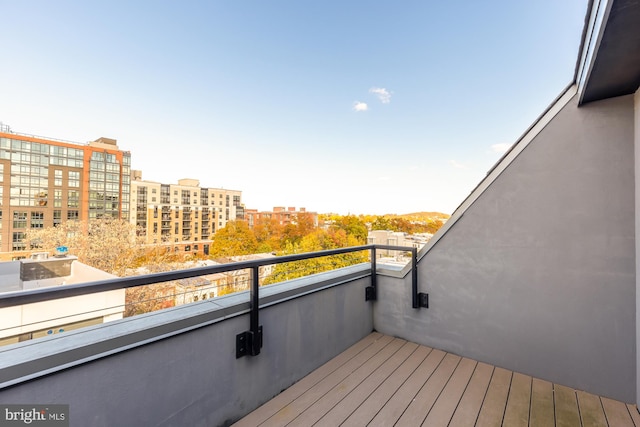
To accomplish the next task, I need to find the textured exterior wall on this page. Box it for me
[375,93,636,402]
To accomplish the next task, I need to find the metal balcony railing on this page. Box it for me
[0,245,427,358]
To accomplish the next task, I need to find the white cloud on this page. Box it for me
[369,87,392,104]
[449,160,469,170]
[353,101,369,112]
[491,143,511,153]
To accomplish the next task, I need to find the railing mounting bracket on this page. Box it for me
[365,286,377,301]
[417,293,429,308]
[236,326,263,358]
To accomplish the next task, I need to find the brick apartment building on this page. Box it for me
[130,173,243,255]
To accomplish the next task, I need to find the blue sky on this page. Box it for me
[0,0,588,215]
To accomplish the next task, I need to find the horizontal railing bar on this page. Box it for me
[0,244,416,308]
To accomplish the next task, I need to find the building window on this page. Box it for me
[53,210,62,226]
[54,170,62,186]
[153,223,158,233]
[54,190,62,208]
[13,211,27,228]
[12,232,26,251]
[67,210,79,221]
[68,171,80,187]
[30,211,44,228]
[68,190,79,208]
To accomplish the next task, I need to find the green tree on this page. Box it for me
[332,215,368,244]
[263,229,367,285]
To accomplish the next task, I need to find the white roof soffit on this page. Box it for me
[420,85,578,258]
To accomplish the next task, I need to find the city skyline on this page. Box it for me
[0,1,588,214]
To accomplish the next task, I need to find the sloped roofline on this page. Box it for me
[419,84,578,259]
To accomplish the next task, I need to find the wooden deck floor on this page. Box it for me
[234,332,640,427]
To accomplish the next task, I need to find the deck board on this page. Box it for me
[502,372,532,427]
[448,362,493,427]
[577,390,607,427]
[554,384,581,427]
[394,352,461,426]
[233,333,639,427]
[475,367,512,427]
[313,341,418,427]
[289,337,406,426]
[340,344,432,426]
[601,397,634,427]
[420,357,477,426]
[529,378,554,427]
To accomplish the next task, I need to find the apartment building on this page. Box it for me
[130,173,244,255]
[244,206,318,228]
[0,124,131,259]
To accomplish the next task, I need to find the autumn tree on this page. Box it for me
[209,220,258,257]
[252,217,284,252]
[282,212,317,245]
[26,218,144,276]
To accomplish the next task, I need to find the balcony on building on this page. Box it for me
[2,1,640,426]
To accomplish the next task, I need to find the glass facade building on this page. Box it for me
[0,131,131,258]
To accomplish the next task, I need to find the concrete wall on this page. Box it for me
[0,272,373,427]
[375,93,636,402]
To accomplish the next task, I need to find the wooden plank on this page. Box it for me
[529,378,554,427]
[233,332,382,427]
[367,348,447,427]
[341,345,432,427]
[420,357,477,427]
[475,367,513,427]
[394,353,461,426]
[601,397,635,427]
[626,404,640,426]
[576,390,607,427]
[502,372,532,426]
[244,333,394,427]
[448,362,494,427]
[313,341,419,427]
[554,384,580,427]
[289,337,406,426]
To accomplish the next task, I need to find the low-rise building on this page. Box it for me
[0,253,125,346]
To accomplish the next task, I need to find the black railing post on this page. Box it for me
[236,266,263,358]
[412,247,428,309]
[366,246,377,301]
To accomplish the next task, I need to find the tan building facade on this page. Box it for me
[130,173,243,255]
[0,125,131,259]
